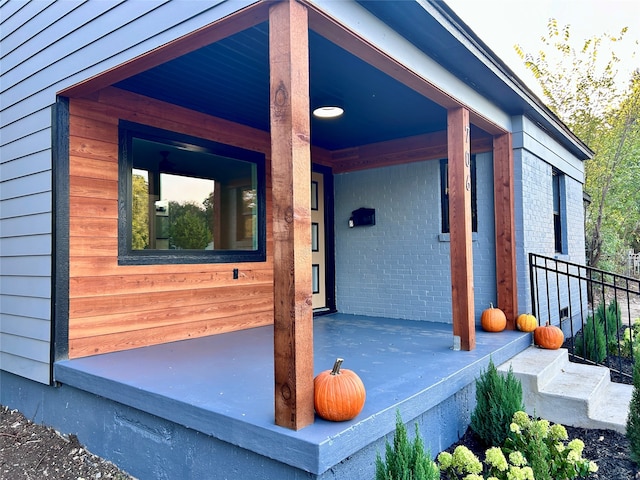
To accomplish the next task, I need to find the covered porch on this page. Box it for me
[56,0,520,434]
[54,314,531,477]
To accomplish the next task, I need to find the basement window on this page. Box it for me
[118,121,266,265]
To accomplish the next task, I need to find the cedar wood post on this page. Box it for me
[493,133,518,328]
[447,107,476,350]
[269,0,315,430]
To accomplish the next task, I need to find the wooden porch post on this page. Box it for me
[493,133,518,328]
[269,0,315,430]
[447,107,476,351]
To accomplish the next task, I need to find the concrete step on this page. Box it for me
[498,347,632,434]
[590,381,633,432]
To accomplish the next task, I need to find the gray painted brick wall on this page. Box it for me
[515,120,586,321]
[334,152,496,324]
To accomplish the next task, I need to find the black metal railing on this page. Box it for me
[529,253,640,383]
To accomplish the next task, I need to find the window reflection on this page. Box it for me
[131,138,257,252]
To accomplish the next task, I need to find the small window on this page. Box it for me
[118,121,266,264]
[552,169,565,254]
[440,156,477,233]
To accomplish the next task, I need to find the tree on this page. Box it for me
[168,201,211,249]
[586,74,640,268]
[515,21,639,270]
[131,174,149,249]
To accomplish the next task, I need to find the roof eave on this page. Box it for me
[359,0,594,160]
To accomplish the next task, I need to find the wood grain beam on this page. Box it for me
[330,131,493,173]
[493,133,518,328]
[447,107,475,351]
[269,0,315,430]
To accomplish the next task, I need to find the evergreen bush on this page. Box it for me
[575,313,607,363]
[606,299,622,334]
[604,299,622,354]
[626,349,640,465]
[375,411,440,480]
[622,320,640,358]
[470,358,524,448]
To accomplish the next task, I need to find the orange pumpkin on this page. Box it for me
[314,358,366,422]
[516,313,538,332]
[534,322,564,349]
[481,303,506,332]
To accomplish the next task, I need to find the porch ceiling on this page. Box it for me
[114,22,461,152]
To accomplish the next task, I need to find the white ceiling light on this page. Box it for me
[312,105,344,119]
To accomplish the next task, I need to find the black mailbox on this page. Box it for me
[349,208,375,228]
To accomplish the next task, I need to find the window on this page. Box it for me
[552,169,565,254]
[118,121,266,264]
[440,156,477,233]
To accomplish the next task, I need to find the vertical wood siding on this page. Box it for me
[67,88,274,358]
[0,0,256,382]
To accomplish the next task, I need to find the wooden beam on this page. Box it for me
[59,2,270,98]
[447,107,475,351]
[330,130,493,173]
[493,133,518,328]
[269,0,314,430]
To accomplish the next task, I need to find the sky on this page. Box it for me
[445,0,639,96]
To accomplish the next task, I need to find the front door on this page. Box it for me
[311,171,327,310]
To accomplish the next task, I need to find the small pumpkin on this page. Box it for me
[534,322,565,350]
[314,358,366,422]
[481,303,506,332]
[516,313,538,332]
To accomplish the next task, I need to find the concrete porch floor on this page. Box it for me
[54,313,531,476]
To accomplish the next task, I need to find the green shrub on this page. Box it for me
[437,411,597,479]
[606,299,622,334]
[605,299,623,354]
[621,320,640,358]
[626,350,640,465]
[470,358,524,448]
[575,313,607,363]
[504,411,597,480]
[375,411,440,480]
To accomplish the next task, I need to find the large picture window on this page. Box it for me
[118,121,266,264]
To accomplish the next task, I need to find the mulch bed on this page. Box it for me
[443,425,638,479]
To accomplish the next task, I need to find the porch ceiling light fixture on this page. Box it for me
[312,105,344,119]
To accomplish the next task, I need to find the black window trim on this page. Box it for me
[552,168,565,254]
[440,155,477,234]
[118,120,266,265]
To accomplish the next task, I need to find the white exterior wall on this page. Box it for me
[0,0,256,384]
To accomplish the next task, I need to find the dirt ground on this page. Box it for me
[0,405,135,480]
